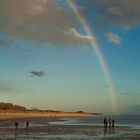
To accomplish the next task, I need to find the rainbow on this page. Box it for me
[66,0,118,113]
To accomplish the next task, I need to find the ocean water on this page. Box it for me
[0,115,140,139]
[50,115,140,129]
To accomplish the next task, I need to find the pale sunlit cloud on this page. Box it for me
[105,32,121,44]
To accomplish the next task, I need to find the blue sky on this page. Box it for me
[0,0,140,114]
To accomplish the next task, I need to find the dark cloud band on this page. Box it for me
[30,71,46,77]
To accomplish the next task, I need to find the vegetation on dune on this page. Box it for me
[0,102,26,111]
[0,102,102,115]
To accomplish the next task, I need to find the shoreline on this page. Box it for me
[0,114,139,140]
[0,112,97,120]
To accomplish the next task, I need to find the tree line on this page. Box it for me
[0,102,26,111]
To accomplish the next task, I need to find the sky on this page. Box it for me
[0,0,140,114]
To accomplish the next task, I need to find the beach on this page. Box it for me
[0,114,140,140]
[0,0,140,139]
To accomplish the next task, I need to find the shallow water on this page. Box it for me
[0,116,140,140]
[50,115,140,129]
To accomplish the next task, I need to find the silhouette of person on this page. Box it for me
[15,122,18,130]
[26,120,29,129]
[112,119,115,127]
[108,118,112,127]
[103,117,108,127]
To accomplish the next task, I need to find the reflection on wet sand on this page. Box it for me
[104,127,115,136]
[14,129,17,139]
[0,117,139,140]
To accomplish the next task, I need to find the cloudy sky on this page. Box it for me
[0,0,140,114]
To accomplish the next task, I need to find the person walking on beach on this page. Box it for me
[15,122,18,130]
[112,119,115,127]
[26,120,29,129]
[103,117,108,127]
[108,118,112,127]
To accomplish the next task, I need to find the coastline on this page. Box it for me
[0,113,140,140]
[0,112,96,120]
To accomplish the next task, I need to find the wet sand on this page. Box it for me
[0,115,140,140]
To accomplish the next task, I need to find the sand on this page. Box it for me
[0,112,94,119]
[0,113,140,140]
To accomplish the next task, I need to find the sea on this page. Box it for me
[0,115,140,139]
[50,114,140,129]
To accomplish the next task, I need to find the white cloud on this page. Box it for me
[0,0,95,46]
[105,32,121,44]
[53,28,95,45]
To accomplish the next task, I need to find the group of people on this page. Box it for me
[103,118,115,128]
[15,120,29,130]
